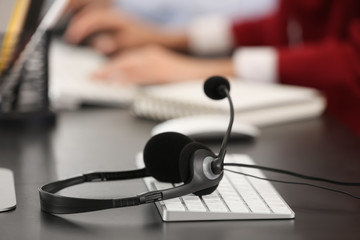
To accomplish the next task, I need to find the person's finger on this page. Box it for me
[92,45,180,85]
[65,9,124,44]
[65,0,110,13]
[65,0,88,13]
[92,54,148,84]
[90,33,119,55]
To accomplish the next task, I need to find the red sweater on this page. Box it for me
[232,0,360,135]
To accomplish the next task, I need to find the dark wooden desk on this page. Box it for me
[1,110,360,240]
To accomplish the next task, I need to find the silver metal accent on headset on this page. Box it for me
[203,156,221,180]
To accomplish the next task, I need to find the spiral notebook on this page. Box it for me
[132,80,325,126]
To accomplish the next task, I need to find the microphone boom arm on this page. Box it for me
[212,86,234,174]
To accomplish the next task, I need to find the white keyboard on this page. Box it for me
[50,39,137,109]
[137,154,295,222]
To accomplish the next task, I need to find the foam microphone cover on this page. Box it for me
[143,132,193,183]
[204,76,230,100]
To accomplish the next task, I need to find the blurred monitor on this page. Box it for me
[0,0,68,112]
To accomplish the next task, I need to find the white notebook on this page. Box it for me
[133,81,325,126]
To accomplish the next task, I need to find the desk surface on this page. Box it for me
[0,109,360,240]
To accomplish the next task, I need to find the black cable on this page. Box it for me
[224,168,360,200]
[224,163,360,186]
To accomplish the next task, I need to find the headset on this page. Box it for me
[39,76,234,214]
[39,76,360,214]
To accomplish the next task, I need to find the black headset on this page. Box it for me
[39,76,234,214]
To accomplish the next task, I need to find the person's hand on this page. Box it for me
[65,0,112,14]
[92,45,235,85]
[65,8,189,55]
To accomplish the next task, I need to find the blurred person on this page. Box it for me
[64,0,276,55]
[115,0,276,29]
[64,0,360,136]
[65,0,276,29]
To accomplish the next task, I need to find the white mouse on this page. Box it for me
[151,115,259,141]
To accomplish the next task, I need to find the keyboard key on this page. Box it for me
[202,192,228,212]
[154,182,173,190]
[182,196,207,212]
[163,202,186,211]
[163,198,186,211]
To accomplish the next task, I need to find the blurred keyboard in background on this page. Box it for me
[49,39,137,109]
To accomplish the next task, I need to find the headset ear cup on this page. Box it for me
[178,142,212,183]
[143,132,193,183]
